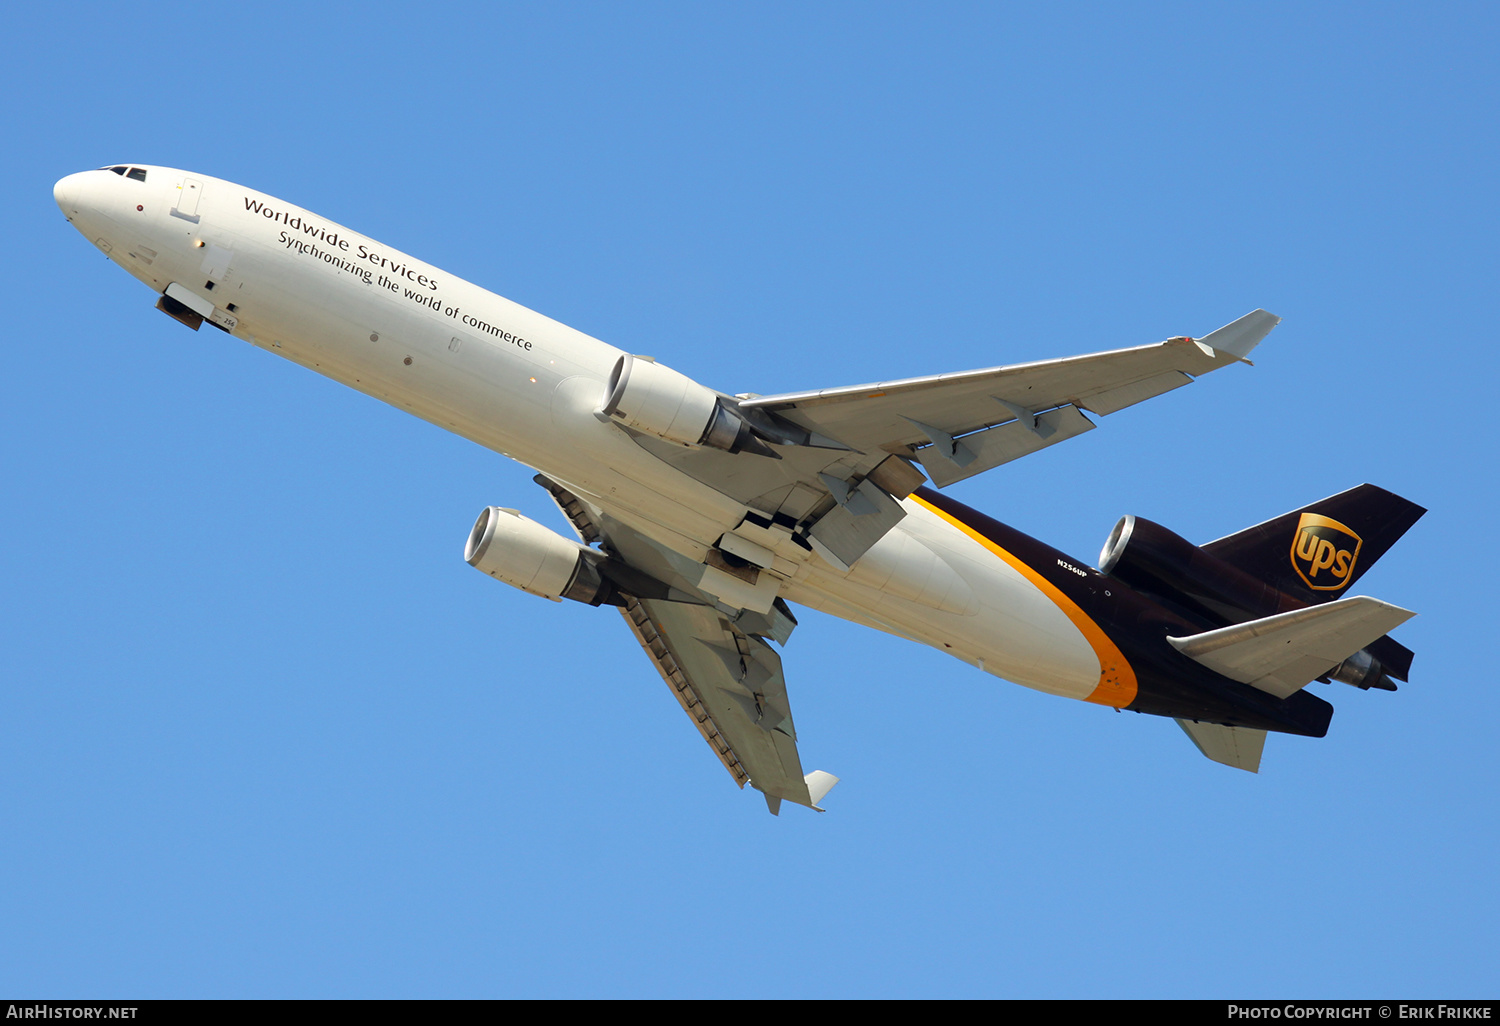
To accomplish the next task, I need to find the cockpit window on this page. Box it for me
[102,166,127,175]
[126,168,147,182]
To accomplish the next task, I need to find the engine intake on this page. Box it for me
[464,507,612,605]
[1099,514,1306,625]
[599,354,779,457]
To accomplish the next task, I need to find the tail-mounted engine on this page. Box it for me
[1099,514,1398,690]
[1099,515,1301,625]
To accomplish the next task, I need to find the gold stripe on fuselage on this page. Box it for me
[911,494,1138,707]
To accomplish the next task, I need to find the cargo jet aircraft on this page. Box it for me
[54,165,1424,814]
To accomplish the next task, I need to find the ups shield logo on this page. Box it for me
[1291,513,1362,591]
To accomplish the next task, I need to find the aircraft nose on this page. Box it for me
[53,171,87,215]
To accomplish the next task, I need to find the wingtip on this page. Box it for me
[805,770,840,808]
[1196,308,1281,360]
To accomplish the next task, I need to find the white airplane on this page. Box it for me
[54,165,1423,813]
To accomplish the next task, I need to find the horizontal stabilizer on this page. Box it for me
[1176,719,1266,773]
[1168,596,1416,699]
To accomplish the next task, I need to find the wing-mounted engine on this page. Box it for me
[464,506,617,604]
[598,353,929,574]
[464,483,835,815]
[598,354,787,458]
[465,504,707,610]
[599,312,1284,579]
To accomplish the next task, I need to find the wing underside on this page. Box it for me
[523,312,1279,808]
[537,475,835,813]
[620,594,821,810]
[621,310,1279,573]
[738,309,1280,488]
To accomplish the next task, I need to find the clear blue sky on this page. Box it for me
[2,2,1495,998]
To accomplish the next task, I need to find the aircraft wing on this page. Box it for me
[739,309,1279,487]
[613,311,1276,571]
[535,475,837,814]
[620,594,838,814]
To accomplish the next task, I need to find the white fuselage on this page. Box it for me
[54,166,1107,704]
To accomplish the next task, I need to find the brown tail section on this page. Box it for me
[1201,484,1424,680]
[1201,484,1425,601]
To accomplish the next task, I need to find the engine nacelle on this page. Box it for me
[599,354,719,446]
[464,507,610,604]
[1099,514,1303,624]
[1101,515,1401,691]
[598,354,778,457]
[1328,648,1397,691]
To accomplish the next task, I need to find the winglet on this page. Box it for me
[805,770,840,811]
[1193,309,1280,361]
